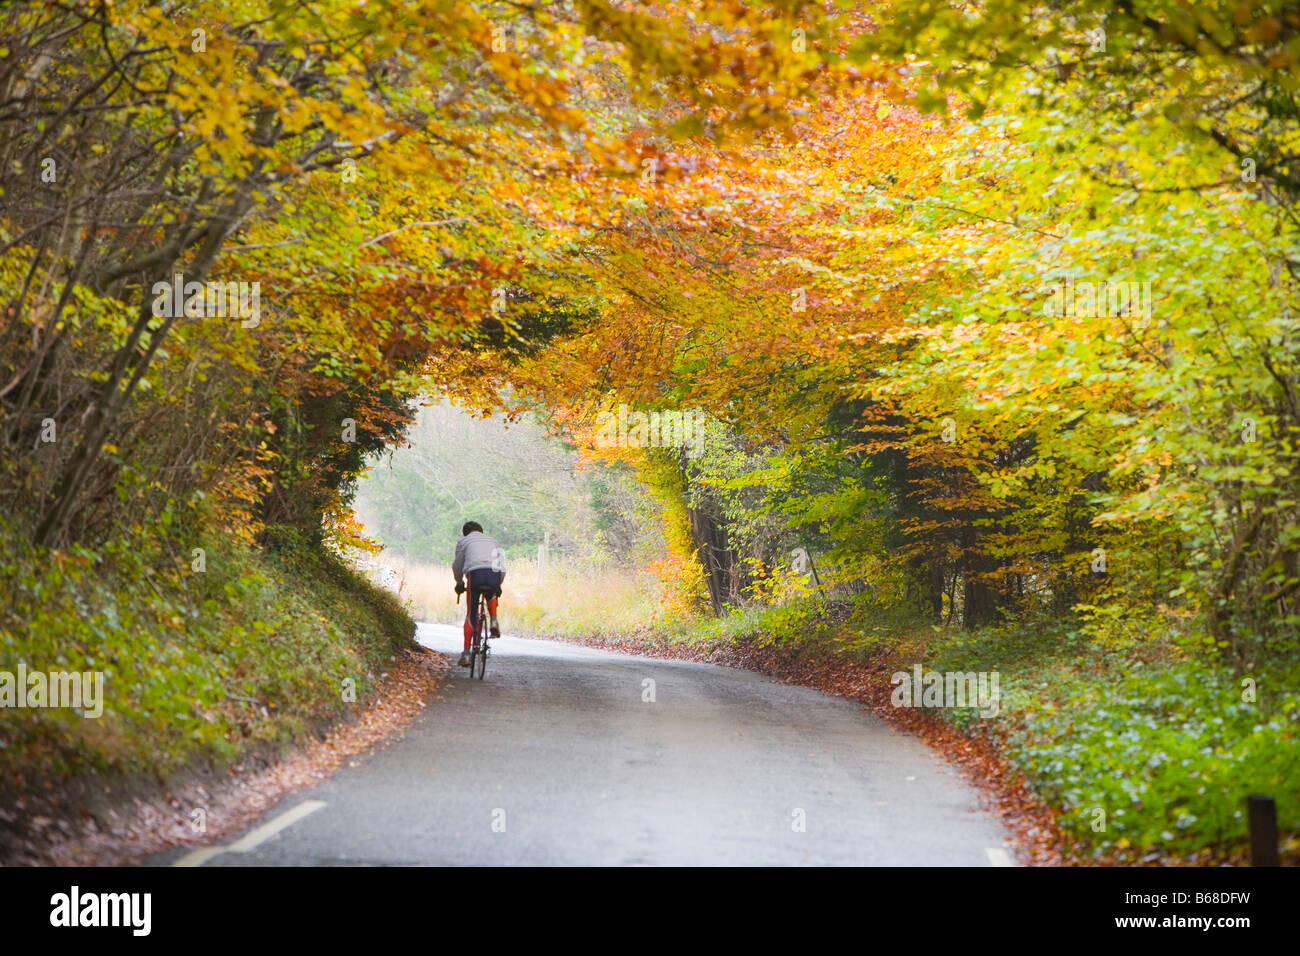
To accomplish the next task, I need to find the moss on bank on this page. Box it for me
[0,518,415,793]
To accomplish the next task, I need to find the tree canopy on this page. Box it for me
[2,0,1297,669]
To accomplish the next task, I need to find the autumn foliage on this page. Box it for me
[1,0,1298,858]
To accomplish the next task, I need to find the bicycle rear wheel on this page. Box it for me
[474,623,488,680]
[471,594,488,679]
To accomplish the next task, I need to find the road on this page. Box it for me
[154,623,1016,866]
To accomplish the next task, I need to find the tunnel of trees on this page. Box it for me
[2,0,1299,864]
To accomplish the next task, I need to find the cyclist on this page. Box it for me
[452,520,505,667]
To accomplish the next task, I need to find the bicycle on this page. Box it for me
[458,585,491,680]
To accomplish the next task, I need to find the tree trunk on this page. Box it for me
[33,211,237,547]
[687,506,737,615]
[962,572,997,628]
[928,562,945,621]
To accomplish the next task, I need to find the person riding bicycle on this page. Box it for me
[453,521,505,668]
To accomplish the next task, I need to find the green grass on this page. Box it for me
[916,615,1300,858]
[1006,659,1300,859]
[0,517,415,789]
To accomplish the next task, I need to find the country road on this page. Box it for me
[154,623,1017,866]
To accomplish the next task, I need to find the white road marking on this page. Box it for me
[985,847,1015,867]
[172,800,327,867]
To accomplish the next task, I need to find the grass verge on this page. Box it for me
[0,516,419,860]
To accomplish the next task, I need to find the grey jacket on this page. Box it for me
[453,531,505,582]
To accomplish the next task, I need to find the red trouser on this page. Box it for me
[464,595,499,650]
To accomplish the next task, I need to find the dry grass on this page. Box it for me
[383,557,460,624]
[383,554,675,636]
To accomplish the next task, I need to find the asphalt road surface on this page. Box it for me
[154,623,1016,866]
